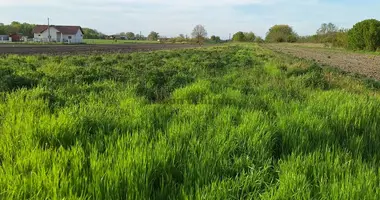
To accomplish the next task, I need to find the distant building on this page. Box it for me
[9,33,22,42]
[0,35,9,42]
[33,25,84,43]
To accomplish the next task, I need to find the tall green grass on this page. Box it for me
[0,44,379,199]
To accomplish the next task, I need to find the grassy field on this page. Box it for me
[84,39,160,44]
[0,44,380,199]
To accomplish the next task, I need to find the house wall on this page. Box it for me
[62,34,74,43]
[75,29,83,43]
[61,30,83,43]
[34,27,60,42]
[0,35,9,42]
[34,27,83,43]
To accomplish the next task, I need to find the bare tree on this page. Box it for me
[317,23,338,35]
[191,25,207,45]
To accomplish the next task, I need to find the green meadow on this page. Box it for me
[0,44,379,199]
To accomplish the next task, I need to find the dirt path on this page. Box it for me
[264,44,380,80]
[0,44,202,55]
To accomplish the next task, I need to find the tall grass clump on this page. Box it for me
[0,44,379,199]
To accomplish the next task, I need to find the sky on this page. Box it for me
[0,0,379,39]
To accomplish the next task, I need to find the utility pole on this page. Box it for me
[48,17,51,42]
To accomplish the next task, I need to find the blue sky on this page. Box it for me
[0,0,379,38]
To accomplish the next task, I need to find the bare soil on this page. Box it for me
[264,43,380,80]
[0,44,202,55]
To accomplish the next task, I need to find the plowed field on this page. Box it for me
[265,43,380,80]
[0,43,199,55]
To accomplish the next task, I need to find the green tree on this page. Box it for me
[232,31,245,42]
[265,25,297,43]
[348,19,380,51]
[19,23,35,37]
[148,31,159,41]
[136,34,145,40]
[0,23,6,35]
[82,28,104,39]
[244,32,256,42]
[0,21,36,37]
[333,28,349,48]
[210,35,221,43]
[126,32,135,40]
[191,24,207,45]
[255,36,265,43]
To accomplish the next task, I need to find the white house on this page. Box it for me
[33,25,84,43]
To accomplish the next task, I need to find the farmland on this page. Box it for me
[265,43,380,80]
[0,43,197,55]
[84,39,160,45]
[0,43,380,199]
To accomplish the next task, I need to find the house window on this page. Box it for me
[38,34,41,36]
[68,36,72,39]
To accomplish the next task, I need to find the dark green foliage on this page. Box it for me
[266,25,298,43]
[148,31,159,41]
[348,19,380,51]
[232,31,256,42]
[0,21,35,37]
[232,31,245,42]
[255,36,265,43]
[0,67,40,92]
[82,28,105,39]
[364,78,380,90]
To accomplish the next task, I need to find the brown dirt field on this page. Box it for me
[0,44,203,55]
[264,43,380,80]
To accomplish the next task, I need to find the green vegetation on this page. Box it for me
[148,31,160,41]
[82,28,105,39]
[84,39,160,44]
[0,44,380,199]
[232,31,256,42]
[296,19,380,51]
[348,19,380,51]
[266,25,298,43]
[0,21,35,37]
[309,23,349,48]
[210,35,221,43]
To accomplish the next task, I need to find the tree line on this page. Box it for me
[0,21,35,37]
[0,21,106,40]
[263,19,380,51]
[3,19,380,51]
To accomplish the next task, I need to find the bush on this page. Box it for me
[232,32,245,42]
[348,19,380,51]
[232,32,256,42]
[255,36,265,43]
[266,25,298,43]
[332,30,349,48]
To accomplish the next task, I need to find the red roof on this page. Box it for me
[33,25,83,35]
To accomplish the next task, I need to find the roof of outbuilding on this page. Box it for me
[33,25,83,35]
